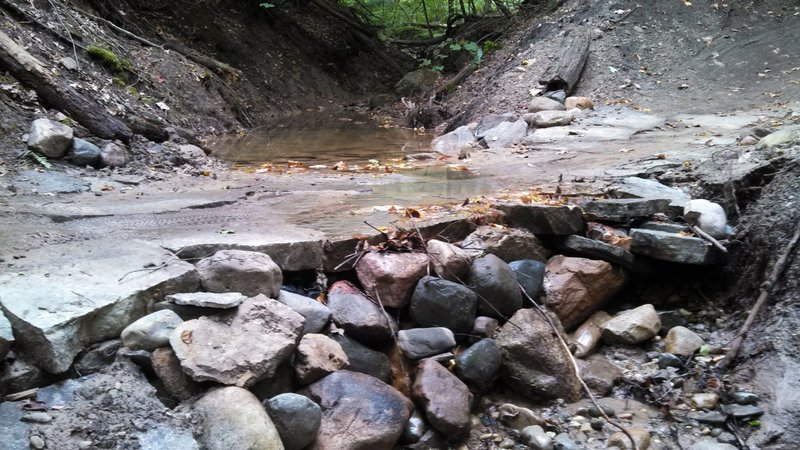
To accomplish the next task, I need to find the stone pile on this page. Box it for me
[0,177,745,449]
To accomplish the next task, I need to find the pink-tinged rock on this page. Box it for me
[412,359,472,441]
[496,308,582,402]
[356,252,429,308]
[293,334,349,385]
[426,239,472,281]
[169,295,305,387]
[151,347,200,401]
[543,255,626,329]
[304,370,412,450]
[571,311,612,358]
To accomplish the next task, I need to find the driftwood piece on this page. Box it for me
[538,26,590,95]
[717,220,800,370]
[0,30,132,141]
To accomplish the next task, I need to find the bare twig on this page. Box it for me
[688,224,728,253]
[520,287,639,450]
[73,7,165,50]
[717,219,800,369]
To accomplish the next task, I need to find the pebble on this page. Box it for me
[658,352,683,368]
[588,404,616,418]
[590,418,605,430]
[520,425,553,450]
[692,393,719,409]
[554,433,580,450]
[499,438,516,448]
[730,391,758,405]
[607,427,651,450]
[30,436,45,449]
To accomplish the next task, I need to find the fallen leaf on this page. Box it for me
[181,330,193,344]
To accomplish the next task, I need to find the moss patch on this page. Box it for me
[87,45,133,78]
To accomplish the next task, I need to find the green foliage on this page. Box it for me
[419,58,444,72]
[259,2,275,8]
[25,151,52,169]
[450,40,483,65]
[87,45,133,75]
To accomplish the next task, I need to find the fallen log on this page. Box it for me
[538,26,590,95]
[0,30,132,141]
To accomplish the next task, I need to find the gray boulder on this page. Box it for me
[509,260,546,300]
[454,338,502,392]
[169,295,305,386]
[395,69,440,96]
[328,333,391,382]
[630,228,723,265]
[196,250,282,298]
[121,309,183,351]
[482,119,528,149]
[265,393,322,450]
[475,113,517,138]
[27,118,73,158]
[68,138,102,167]
[426,239,471,281]
[461,225,550,262]
[276,290,331,335]
[412,359,472,441]
[601,304,661,345]
[496,308,581,402]
[466,254,524,320]
[397,327,456,360]
[293,333,349,385]
[528,97,565,113]
[431,126,475,157]
[327,281,393,344]
[166,292,245,309]
[410,276,477,334]
[194,387,284,450]
[0,310,13,360]
[100,142,128,167]
[303,370,411,450]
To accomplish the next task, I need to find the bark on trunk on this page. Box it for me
[0,30,132,141]
[538,27,590,95]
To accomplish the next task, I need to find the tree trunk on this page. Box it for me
[538,27,590,95]
[0,30,132,141]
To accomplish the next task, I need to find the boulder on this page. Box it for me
[412,359,472,441]
[100,142,128,167]
[397,327,456,360]
[327,281,393,345]
[194,387,284,450]
[265,393,322,450]
[684,199,728,239]
[276,290,331,335]
[0,239,199,374]
[196,250,282,298]
[756,125,800,149]
[564,96,594,110]
[356,252,428,308]
[395,69,439,96]
[169,295,305,386]
[426,239,471,281]
[409,276,477,334]
[664,326,705,356]
[601,304,661,345]
[630,228,722,265]
[475,113,517,138]
[481,119,528,149]
[571,311,611,358]
[581,198,673,223]
[543,255,626,329]
[454,338,502,392]
[552,235,641,271]
[166,292,245,309]
[303,370,411,450]
[27,118,73,158]
[577,354,622,396]
[496,308,581,402]
[431,126,475,157]
[528,97,565,113]
[328,333,391,382]
[178,144,207,164]
[151,347,201,401]
[294,333,349,384]
[120,309,183,351]
[466,254,524,320]
[493,204,585,235]
[509,259,546,300]
[68,138,101,167]
[0,310,13,360]
[528,110,575,128]
[461,225,550,262]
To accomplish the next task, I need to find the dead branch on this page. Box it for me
[717,219,800,370]
[688,224,728,253]
[520,287,640,450]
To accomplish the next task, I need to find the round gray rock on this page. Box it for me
[194,387,284,450]
[276,290,331,335]
[397,327,456,360]
[196,250,282,298]
[68,138,101,167]
[120,309,182,351]
[264,393,321,450]
[509,259,546,300]
[466,254,523,320]
[410,276,477,334]
[454,338,502,392]
[100,142,128,168]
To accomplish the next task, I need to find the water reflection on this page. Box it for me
[209,111,433,165]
